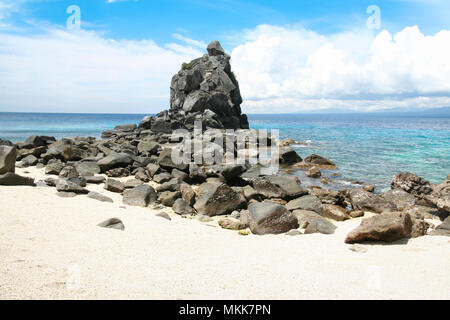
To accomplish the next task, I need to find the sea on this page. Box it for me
[1,112,449,192]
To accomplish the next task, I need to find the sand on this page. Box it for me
[1,167,449,300]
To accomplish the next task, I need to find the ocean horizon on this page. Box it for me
[1,111,449,191]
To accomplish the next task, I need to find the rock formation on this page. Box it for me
[139,40,249,133]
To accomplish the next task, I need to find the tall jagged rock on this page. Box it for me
[138,40,249,133]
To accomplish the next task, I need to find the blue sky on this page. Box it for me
[0,0,449,113]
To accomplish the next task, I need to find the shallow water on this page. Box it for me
[1,112,449,191]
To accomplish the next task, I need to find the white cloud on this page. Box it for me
[0,28,200,113]
[232,25,450,113]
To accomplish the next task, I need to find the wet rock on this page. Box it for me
[0,145,17,174]
[286,195,323,214]
[279,146,302,165]
[0,172,35,186]
[87,191,113,203]
[349,188,397,213]
[104,179,125,193]
[122,185,157,207]
[391,172,433,196]
[97,218,124,231]
[306,167,321,178]
[247,202,299,235]
[194,183,247,216]
[252,175,308,200]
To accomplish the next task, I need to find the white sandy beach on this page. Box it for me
[1,167,449,300]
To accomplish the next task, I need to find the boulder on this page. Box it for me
[304,154,335,166]
[124,178,143,189]
[248,202,299,235]
[172,198,196,215]
[286,195,324,214]
[137,140,159,155]
[180,183,196,206]
[146,163,161,178]
[252,175,308,200]
[306,167,321,178]
[45,159,64,175]
[194,183,247,216]
[279,146,302,165]
[322,204,350,221]
[345,213,415,244]
[349,188,397,213]
[75,162,101,176]
[158,191,181,207]
[56,179,88,194]
[114,124,137,132]
[310,188,345,206]
[293,210,337,234]
[59,166,79,179]
[97,218,124,231]
[391,172,433,196]
[153,172,172,184]
[0,172,35,186]
[157,148,189,172]
[122,185,157,207]
[104,179,125,193]
[97,153,133,172]
[0,146,17,174]
[17,154,38,168]
[383,189,416,210]
[24,135,56,147]
[61,146,85,161]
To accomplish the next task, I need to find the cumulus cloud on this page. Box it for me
[0,28,201,113]
[232,25,450,113]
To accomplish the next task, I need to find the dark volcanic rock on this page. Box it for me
[252,175,308,200]
[24,135,56,147]
[97,153,133,172]
[304,154,335,166]
[173,198,196,215]
[56,178,87,194]
[286,195,323,214]
[104,179,125,193]
[0,172,35,186]
[248,202,299,235]
[45,159,64,175]
[391,172,433,196]
[349,188,397,213]
[0,146,17,174]
[157,148,189,172]
[122,185,157,207]
[194,183,246,216]
[279,146,302,165]
[168,40,248,131]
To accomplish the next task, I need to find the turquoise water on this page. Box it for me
[0,112,449,191]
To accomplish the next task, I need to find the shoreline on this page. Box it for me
[1,167,449,300]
